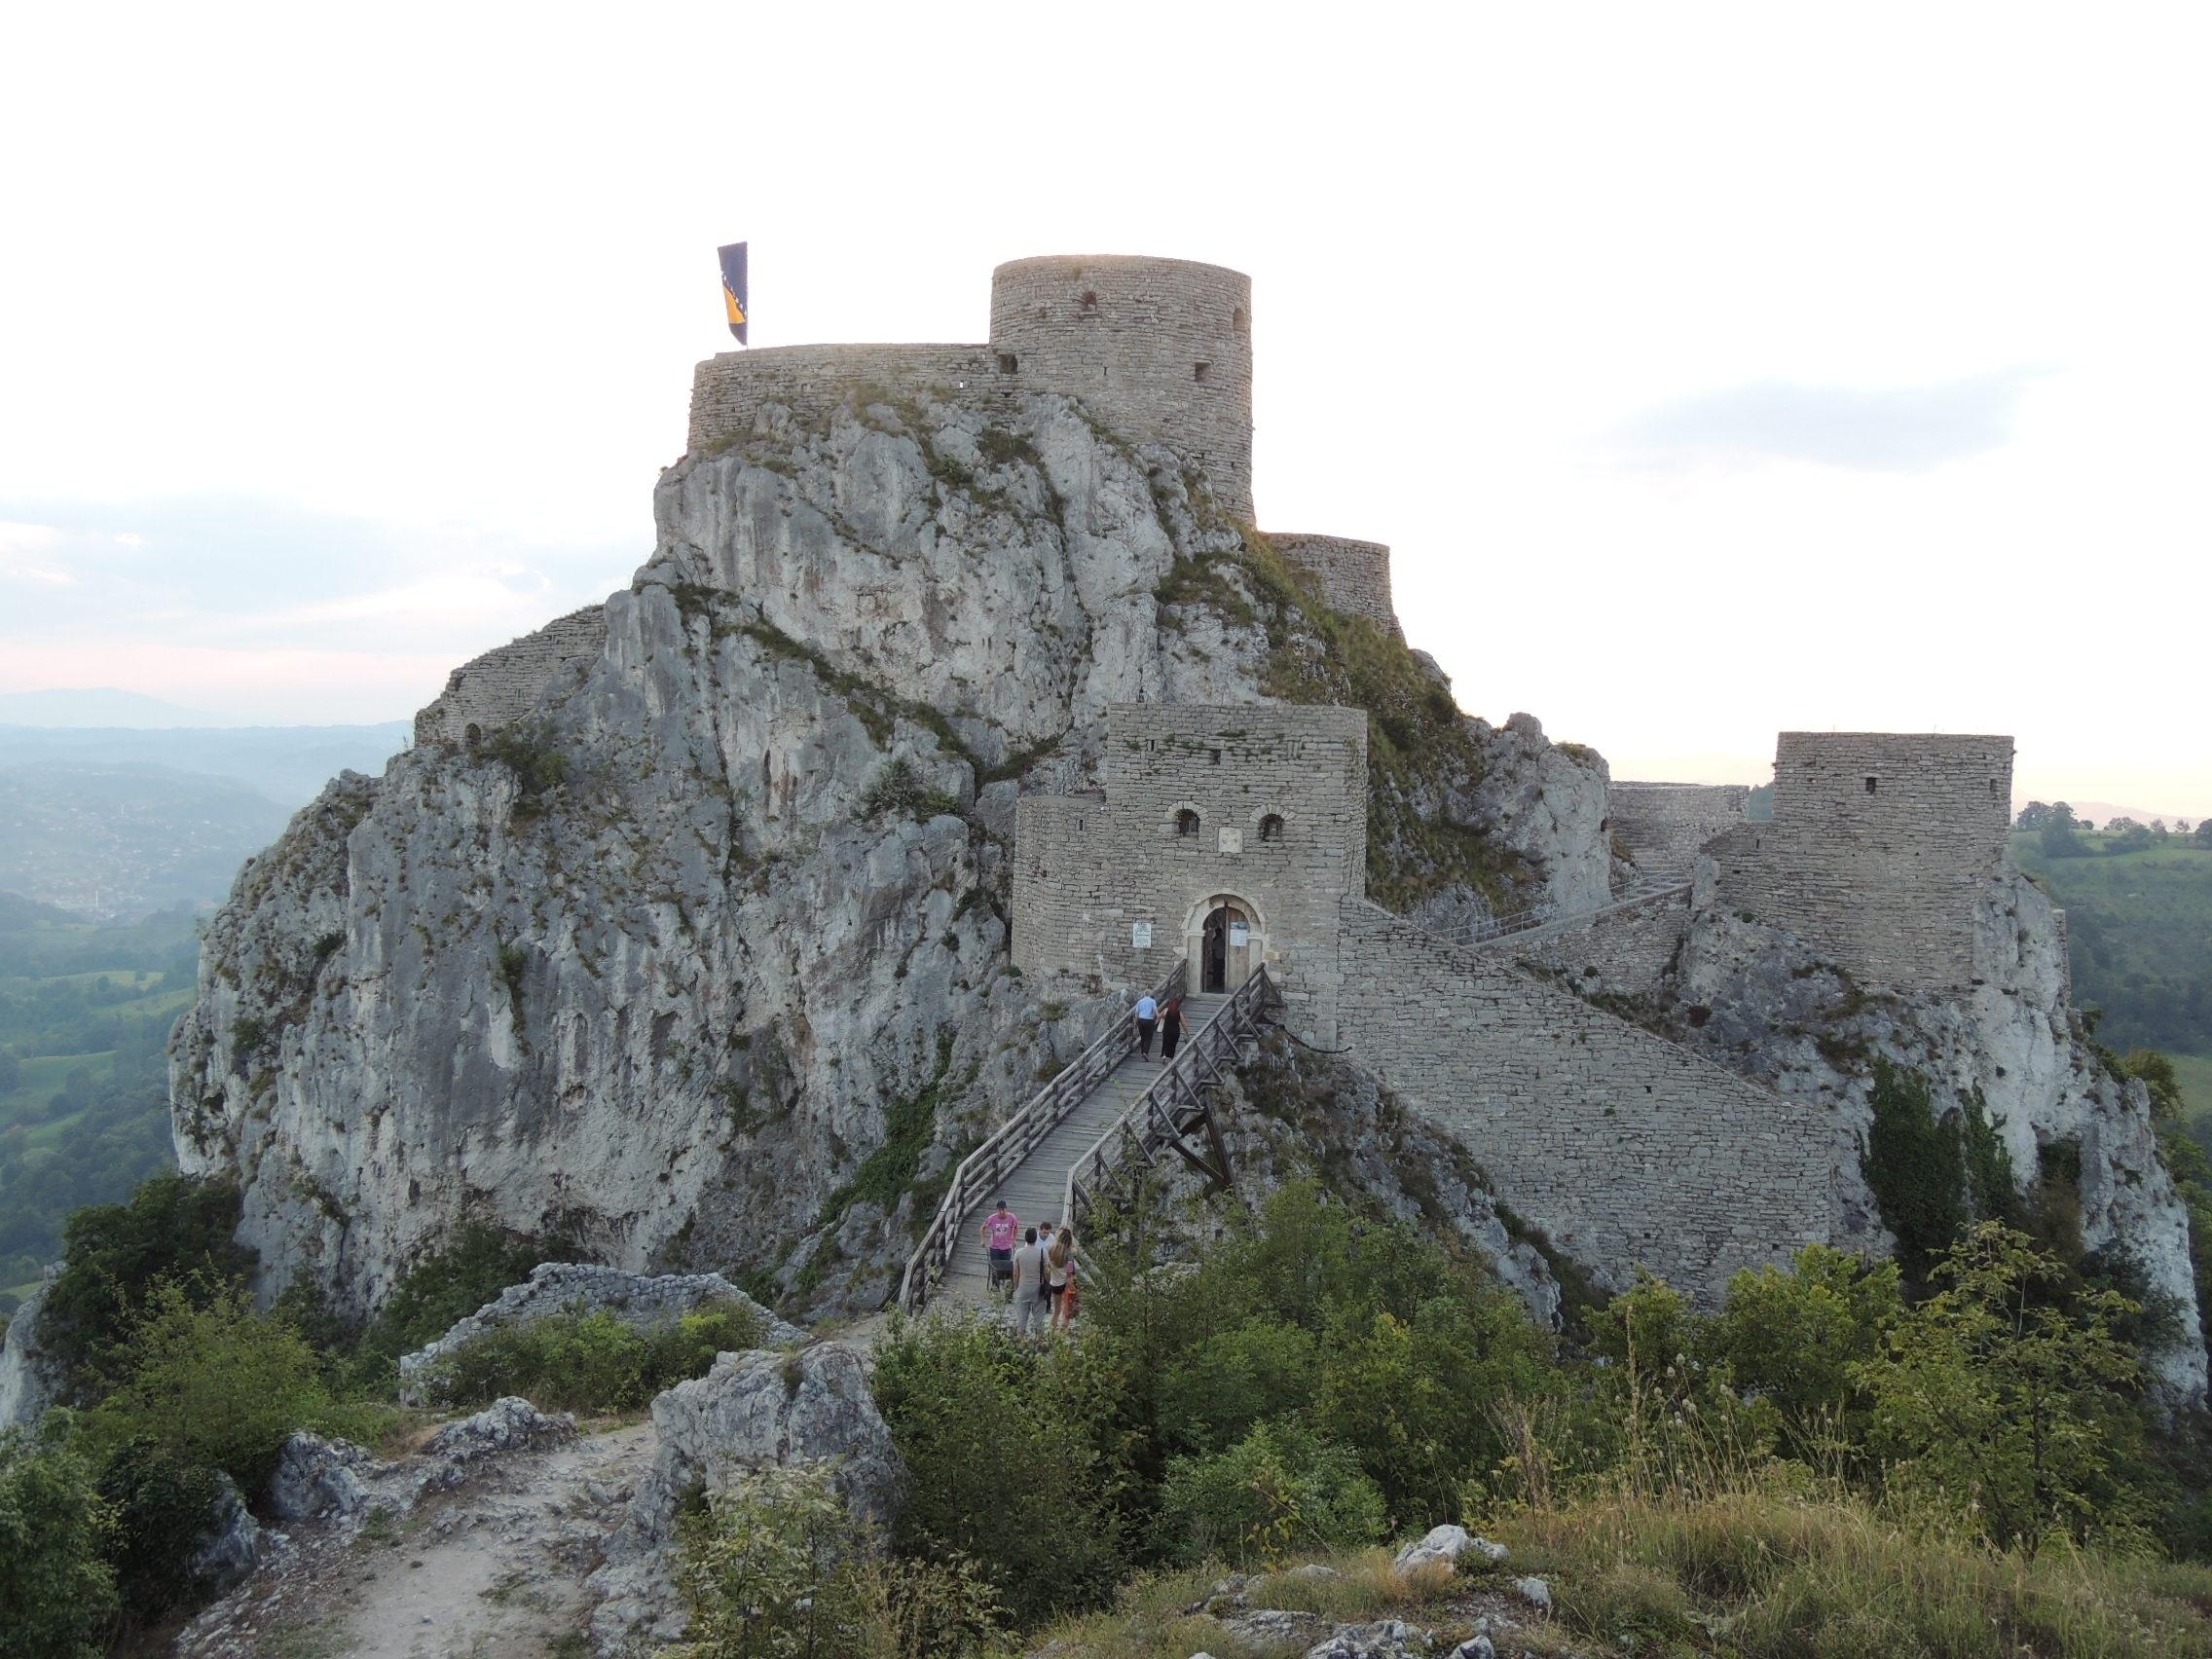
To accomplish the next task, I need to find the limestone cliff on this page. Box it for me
[166,387,1606,1318]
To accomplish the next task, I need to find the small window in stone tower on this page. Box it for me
[1864,776,1879,794]
[997,352,1017,374]
[1259,813,1284,842]
[1208,748,1221,765]
[1081,290,1098,313]
[1990,779,2002,798]
[1176,809,1199,837]
[1233,306,1248,332]
[1194,361,1210,383]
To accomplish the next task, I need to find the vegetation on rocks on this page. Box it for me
[419,1301,763,1411]
[1217,530,1533,914]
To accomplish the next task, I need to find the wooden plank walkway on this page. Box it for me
[938,992,1229,1311]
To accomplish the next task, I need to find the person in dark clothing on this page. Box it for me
[1159,996,1185,1062]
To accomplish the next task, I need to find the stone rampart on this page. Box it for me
[1608,783,1749,870]
[1269,533,1401,637]
[990,256,1254,520]
[413,606,608,747]
[1513,886,1691,1000]
[1013,704,1365,1041]
[1337,899,1838,1299]
[1711,733,2013,993]
[687,344,1014,454]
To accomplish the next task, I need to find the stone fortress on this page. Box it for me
[411,252,2071,1302]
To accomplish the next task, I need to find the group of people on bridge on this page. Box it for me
[979,1200,1079,1336]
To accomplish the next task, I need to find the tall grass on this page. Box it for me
[1495,1485,2212,1658]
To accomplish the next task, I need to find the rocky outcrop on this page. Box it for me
[396,1264,800,1401]
[1653,854,2205,1398]
[264,1430,373,1524]
[186,1476,266,1598]
[590,1340,900,1650]
[1205,1033,1562,1325]
[167,385,1609,1323]
[0,1266,66,1428]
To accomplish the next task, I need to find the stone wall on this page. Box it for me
[1269,533,1401,636]
[989,256,1254,520]
[413,606,608,747]
[1608,783,1749,871]
[1513,886,1692,1001]
[1711,733,2013,993]
[1013,703,1367,1041]
[686,344,1015,454]
[1338,899,1839,1299]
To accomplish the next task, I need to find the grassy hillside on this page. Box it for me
[0,900,195,1305]
[2012,830,2212,1107]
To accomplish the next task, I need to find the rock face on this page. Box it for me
[590,1340,900,1649]
[264,1429,373,1524]
[166,386,1604,1320]
[0,1267,66,1428]
[396,1264,801,1401]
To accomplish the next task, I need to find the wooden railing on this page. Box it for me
[899,960,1186,1312]
[1062,965,1272,1231]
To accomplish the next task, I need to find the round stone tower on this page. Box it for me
[988,255,1254,520]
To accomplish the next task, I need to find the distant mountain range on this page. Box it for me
[0,687,228,727]
[0,713,410,920]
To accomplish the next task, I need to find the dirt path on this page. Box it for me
[176,1421,655,1658]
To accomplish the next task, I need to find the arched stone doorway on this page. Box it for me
[1186,893,1264,994]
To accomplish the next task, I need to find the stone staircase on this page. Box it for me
[935,991,1230,1312]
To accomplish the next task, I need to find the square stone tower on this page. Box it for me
[1710,732,2014,992]
[1012,703,1368,1042]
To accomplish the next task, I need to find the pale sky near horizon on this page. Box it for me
[3,2,2207,814]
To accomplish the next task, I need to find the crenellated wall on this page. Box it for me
[1710,733,2014,993]
[1012,703,1366,1042]
[1269,533,1401,636]
[1608,783,1749,871]
[412,607,608,747]
[1337,899,1840,1300]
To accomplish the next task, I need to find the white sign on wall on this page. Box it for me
[1229,921,1250,948]
[1131,921,1153,949]
[1218,827,1243,854]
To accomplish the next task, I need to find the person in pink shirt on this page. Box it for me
[980,1198,1021,1297]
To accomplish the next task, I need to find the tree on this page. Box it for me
[2050,801,2079,830]
[1856,1223,2147,1553]
[1715,1245,1903,1468]
[2015,801,2052,830]
[2198,820,2212,849]
[0,1412,120,1658]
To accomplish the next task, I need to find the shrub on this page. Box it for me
[425,1302,764,1412]
[1713,1245,1902,1471]
[1156,1420,1386,1567]
[86,1280,332,1491]
[353,1222,571,1383]
[0,1412,119,1659]
[871,1315,1133,1626]
[671,1462,861,1658]
[40,1173,255,1394]
[95,1436,225,1618]
[859,758,960,824]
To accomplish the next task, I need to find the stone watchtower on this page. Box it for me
[987,256,1255,520]
[1710,732,2015,992]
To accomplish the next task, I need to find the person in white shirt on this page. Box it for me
[1008,1226,1051,1337]
[1133,992,1159,1058]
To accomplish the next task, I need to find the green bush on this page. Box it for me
[424,1301,764,1412]
[671,1462,1001,1658]
[1156,1420,1385,1567]
[1713,1245,1902,1470]
[349,1222,573,1392]
[40,1173,255,1394]
[0,1412,120,1659]
[871,1315,1133,1627]
[94,1436,225,1618]
[86,1280,332,1492]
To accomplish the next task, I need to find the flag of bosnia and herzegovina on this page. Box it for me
[719,241,748,345]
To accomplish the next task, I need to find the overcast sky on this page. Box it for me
[3,2,2206,815]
